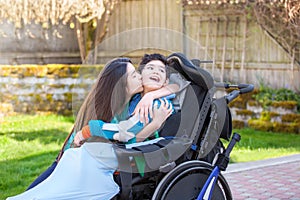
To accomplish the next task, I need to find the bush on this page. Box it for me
[282,113,300,123]
[232,120,245,129]
[248,119,273,132]
[273,122,300,134]
[253,82,300,113]
[236,109,254,116]
[271,101,297,110]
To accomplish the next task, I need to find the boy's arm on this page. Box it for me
[135,99,173,142]
[134,83,179,124]
[74,116,139,146]
[75,99,173,145]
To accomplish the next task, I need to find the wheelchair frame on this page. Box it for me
[113,53,254,200]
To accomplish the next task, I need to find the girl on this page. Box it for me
[7,56,174,200]
[26,55,178,190]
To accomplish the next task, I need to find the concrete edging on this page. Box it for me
[224,154,300,174]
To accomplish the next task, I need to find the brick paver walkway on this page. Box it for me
[223,155,300,200]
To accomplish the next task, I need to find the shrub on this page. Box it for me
[281,113,300,123]
[228,88,257,109]
[260,111,271,121]
[271,101,297,109]
[248,119,273,132]
[232,120,245,129]
[247,100,262,107]
[253,82,300,113]
[273,122,300,134]
[236,109,254,116]
[269,112,280,118]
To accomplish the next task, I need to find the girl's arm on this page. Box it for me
[74,115,140,145]
[73,120,116,146]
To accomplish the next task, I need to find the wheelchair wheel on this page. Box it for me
[152,161,232,200]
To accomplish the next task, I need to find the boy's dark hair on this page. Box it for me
[138,53,170,77]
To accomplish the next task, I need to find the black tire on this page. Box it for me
[152,161,232,200]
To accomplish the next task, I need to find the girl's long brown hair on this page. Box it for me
[58,58,132,160]
[73,58,131,134]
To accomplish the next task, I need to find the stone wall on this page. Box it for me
[1,65,299,134]
[0,65,103,116]
[230,93,300,134]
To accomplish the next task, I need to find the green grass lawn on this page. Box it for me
[1,114,300,199]
[0,114,74,199]
[223,128,300,163]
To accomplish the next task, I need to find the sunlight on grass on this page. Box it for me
[0,135,62,161]
[230,148,299,163]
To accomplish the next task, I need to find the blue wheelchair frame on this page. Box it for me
[198,133,241,200]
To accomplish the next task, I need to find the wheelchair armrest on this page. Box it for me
[114,137,193,172]
[114,146,144,157]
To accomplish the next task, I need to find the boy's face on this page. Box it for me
[141,60,168,91]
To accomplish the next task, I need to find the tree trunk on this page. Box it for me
[76,19,88,64]
[76,15,109,64]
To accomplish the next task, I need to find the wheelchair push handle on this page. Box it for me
[215,83,254,103]
[238,83,255,94]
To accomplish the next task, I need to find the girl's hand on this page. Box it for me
[133,93,154,124]
[152,99,173,128]
[73,130,84,147]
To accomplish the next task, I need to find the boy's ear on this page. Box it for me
[163,78,169,86]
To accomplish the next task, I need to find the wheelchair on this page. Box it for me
[112,52,254,200]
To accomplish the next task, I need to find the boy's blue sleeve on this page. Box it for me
[126,98,174,144]
[126,121,144,144]
[88,120,116,140]
[153,98,175,114]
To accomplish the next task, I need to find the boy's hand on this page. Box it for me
[133,93,154,124]
[113,131,135,143]
[73,130,84,147]
[152,99,173,127]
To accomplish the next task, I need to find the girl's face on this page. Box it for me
[126,63,143,96]
[141,60,168,91]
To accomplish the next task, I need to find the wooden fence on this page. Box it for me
[0,0,299,90]
[95,1,299,90]
[182,7,299,90]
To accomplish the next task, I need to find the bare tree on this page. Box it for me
[182,0,300,65]
[252,0,300,65]
[0,0,121,64]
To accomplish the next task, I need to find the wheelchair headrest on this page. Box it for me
[167,53,214,90]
